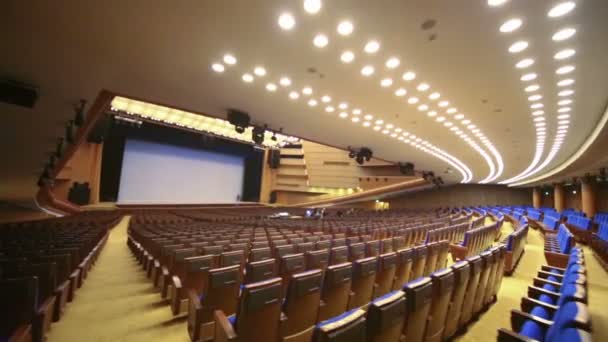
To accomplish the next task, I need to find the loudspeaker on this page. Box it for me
[87,115,112,144]
[269,191,278,204]
[227,109,250,133]
[268,149,281,169]
[0,79,38,108]
[399,162,415,176]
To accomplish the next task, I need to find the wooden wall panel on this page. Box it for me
[388,184,532,209]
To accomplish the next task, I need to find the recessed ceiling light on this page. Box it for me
[352,117,360,123]
[385,57,400,69]
[382,129,389,134]
[352,109,362,115]
[338,102,348,109]
[402,71,416,81]
[488,0,509,7]
[554,49,576,60]
[303,0,322,14]
[278,13,296,30]
[438,101,449,107]
[467,124,477,130]
[407,97,419,104]
[211,63,225,73]
[555,65,574,75]
[444,122,453,127]
[558,120,570,125]
[548,2,576,18]
[395,128,403,133]
[436,116,446,122]
[242,73,254,82]
[447,108,457,114]
[321,95,332,103]
[429,92,440,100]
[364,40,380,54]
[508,41,529,53]
[289,91,300,99]
[337,51,355,65]
[558,107,571,113]
[552,28,576,41]
[450,126,458,131]
[339,112,348,118]
[516,58,535,68]
[427,111,437,117]
[558,99,572,106]
[395,88,407,97]
[462,119,471,125]
[364,114,373,120]
[500,18,523,33]
[363,122,371,127]
[455,114,465,120]
[279,77,292,87]
[525,84,540,92]
[254,66,267,76]
[417,83,430,92]
[531,103,544,109]
[361,65,375,76]
[373,125,381,130]
[223,54,237,65]
[528,94,542,101]
[325,106,335,113]
[302,87,313,95]
[337,20,354,36]
[558,125,569,130]
[521,73,537,81]
[313,34,329,48]
[535,122,546,127]
[375,119,384,125]
[532,110,544,116]
[381,78,393,87]
[266,83,277,92]
[418,104,429,111]
[386,124,395,129]
[308,99,318,106]
[557,79,575,87]
[533,117,545,122]
[557,113,570,119]
[558,89,574,97]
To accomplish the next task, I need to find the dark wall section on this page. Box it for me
[99,117,264,203]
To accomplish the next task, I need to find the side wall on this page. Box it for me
[387,184,532,209]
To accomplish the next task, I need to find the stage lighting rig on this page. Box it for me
[252,125,266,145]
[398,162,415,176]
[347,146,373,165]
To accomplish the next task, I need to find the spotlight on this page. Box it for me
[252,125,266,145]
[271,133,277,141]
[359,147,373,161]
[65,120,75,144]
[74,99,87,126]
[356,155,365,165]
[55,137,65,158]
[227,109,251,134]
[398,162,415,176]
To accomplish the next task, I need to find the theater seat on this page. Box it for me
[329,246,348,266]
[244,258,277,284]
[366,240,380,257]
[348,256,378,310]
[318,263,353,322]
[348,243,365,262]
[314,308,366,342]
[249,247,272,262]
[411,245,428,280]
[392,248,414,291]
[214,277,283,342]
[459,255,482,326]
[426,268,455,342]
[280,269,323,341]
[305,249,329,272]
[187,265,241,342]
[375,252,397,298]
[424,242,439,276]
[366,291,407,342]
[443,261,470,339]
[402,277,432,342]
[472,250,493,316]
[279,254,306,296]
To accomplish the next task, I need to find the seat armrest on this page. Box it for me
[214,310,238,342]
[528,285,560,303]
[171,276,183,316]
[187,289,203,341]
[537,270,563,280]
[161,266,170,298]
[541,265,565,273]
[510,309,552,332]
[497,328,538,342]
[521,297,557,316]
[532,277,561,289]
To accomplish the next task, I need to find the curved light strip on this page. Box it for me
[212,56,474,183]
[510,103,608,186]
[286,6,500,183]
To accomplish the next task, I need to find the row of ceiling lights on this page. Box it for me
[489,1,577,184]
[275,0,503,183]
[210,53,473,183]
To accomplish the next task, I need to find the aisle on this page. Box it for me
[47,216,189,342]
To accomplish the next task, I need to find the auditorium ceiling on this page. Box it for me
[1,0,608,201]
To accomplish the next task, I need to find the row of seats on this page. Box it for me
[498,248,591,341]
[567,216,593,244]
[594,212,608,226]
[591,223,608,271]
[424,222,469,245]
[0,212,120,342]
[449,221,502,261]
[544,224,575,268]
[213,244,507,342]
[503,224,529,275]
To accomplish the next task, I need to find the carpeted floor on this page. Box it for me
[48,216,608,342]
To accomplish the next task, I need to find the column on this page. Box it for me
[533,188,542,208]
[581,177,597,218]
[554,183,565,212]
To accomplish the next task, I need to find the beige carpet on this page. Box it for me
[48,216,607,342]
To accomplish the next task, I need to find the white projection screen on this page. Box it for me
[117,139,245,204]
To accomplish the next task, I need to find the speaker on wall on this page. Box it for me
[269,190,278,204]
[268,148,281,169]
